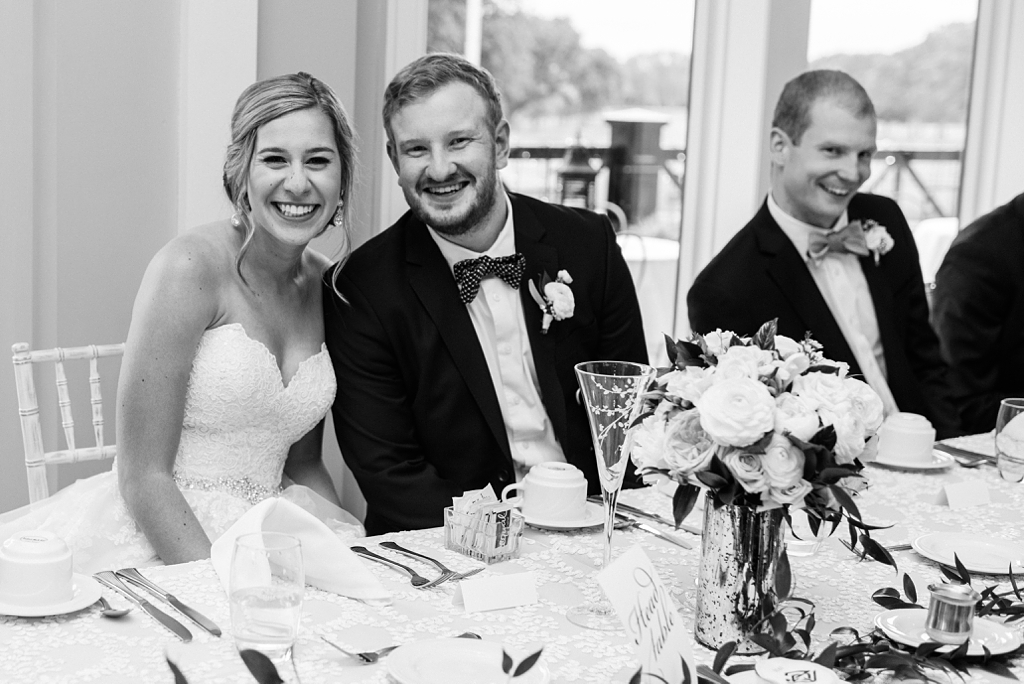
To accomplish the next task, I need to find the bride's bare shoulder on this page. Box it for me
[148,221,237,282]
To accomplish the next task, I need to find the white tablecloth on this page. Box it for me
[2,461,1023,683]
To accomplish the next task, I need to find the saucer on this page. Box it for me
[389,638,550,684]
[524,502,604,531]
[871,449,955,471]
[912,532,1024,575]
[874,609,1022,655]
[0,574,102,617]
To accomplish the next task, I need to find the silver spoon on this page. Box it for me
[97,595,131,618]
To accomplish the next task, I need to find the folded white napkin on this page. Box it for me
[211,498,390,602]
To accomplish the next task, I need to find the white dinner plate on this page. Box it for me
[871,449,955,471]
[0,574,102,618]
[874,609,1022,656]
[912,532,1024,575]
[524,501,604,531]
[388,638,550,684]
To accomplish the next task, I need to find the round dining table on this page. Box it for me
[2,452,1023,683]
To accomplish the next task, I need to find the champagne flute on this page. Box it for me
[995,398,1024,483]
[568,360,654,631]
[230,532,305,664]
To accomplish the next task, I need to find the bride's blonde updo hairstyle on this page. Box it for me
[222,72,356,288]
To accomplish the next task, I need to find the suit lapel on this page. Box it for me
[404,220,512,461]
[849,205,900,372]
[754,203,858,367]
[512,196,569,447]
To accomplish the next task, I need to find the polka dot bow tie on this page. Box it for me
[452,253,526,304]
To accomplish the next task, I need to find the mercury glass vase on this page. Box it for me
[694,492,785,653]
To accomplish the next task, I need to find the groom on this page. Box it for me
[323,53,647,534]
[687,69,959,438]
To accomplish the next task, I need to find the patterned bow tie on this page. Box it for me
[806,220,870,263]
[452,253,526,304]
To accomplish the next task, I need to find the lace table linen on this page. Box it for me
[2,461,1022,683]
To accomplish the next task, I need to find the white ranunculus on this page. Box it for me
[793,372,852,413]
[631,412,671,472]
[765,479,813,507]
[703,330,735,356]
[722,449,769,493]
[774,335,802,359]
[843,378,884,433]
[556,269,573,284]
[774,393,821,442]
[543,282,574,319]
[664,365,716,404]
[776,353,811,385]
[830,410,866,464]
[697,377,776,446]
[761,433,806,489]
[662,408,714,474]
[716,345,776,381]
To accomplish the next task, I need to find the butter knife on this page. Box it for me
[933,442,995,464]
[94,571,193,642]
[616,513,693,549]
[116,567,221,636]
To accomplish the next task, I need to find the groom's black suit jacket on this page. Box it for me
[687,193,960,438]
[324,192,647,534]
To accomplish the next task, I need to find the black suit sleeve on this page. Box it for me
[324,271,464,533]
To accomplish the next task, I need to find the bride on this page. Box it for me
[0,72,363,572]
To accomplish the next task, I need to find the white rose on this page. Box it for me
[843,378,884,433]
[702,330,735,356]
[631,413,671,472]
[774,393,821,442]
[664,365,716,404]
[543,282,574,319]
[662,408,714,474]
[761,433,806,489]
[793,372,851,413]
[556,269,573,284]
[716,345,775,381]
[774,335,802,359]
[765,479,813,507]
[697,377,776,446]
[830,410,866,464]
[722,449,769,493]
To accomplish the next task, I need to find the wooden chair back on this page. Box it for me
[11,342,125,502]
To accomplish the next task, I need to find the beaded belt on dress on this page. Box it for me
[173,474,281,506]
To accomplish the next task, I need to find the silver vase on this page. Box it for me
[694,493,784,653]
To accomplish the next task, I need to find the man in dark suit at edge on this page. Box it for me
[324,53,647,534]
[687,70,959,438]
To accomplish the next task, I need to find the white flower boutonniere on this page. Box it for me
[528,269,574,334]
[862,219,895,265]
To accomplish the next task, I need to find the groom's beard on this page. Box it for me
[404,165,499,238]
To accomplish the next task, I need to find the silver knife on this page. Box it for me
[116,567,221,636]
[616,513,694,549]
[591,497,703,536]
[93,571,193,642]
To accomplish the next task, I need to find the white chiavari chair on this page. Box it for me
[10,342,125,502]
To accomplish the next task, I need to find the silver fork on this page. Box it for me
[379,541,484,581]
[350,546,451,589]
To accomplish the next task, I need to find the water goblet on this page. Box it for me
[230,532,304,664]
[568,360,654,631]
[995,398,1024,483]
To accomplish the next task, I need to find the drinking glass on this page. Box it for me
[995,398,1024,483]
[230,532,304,663]
[786,508,827,557]
[568,360,654,630]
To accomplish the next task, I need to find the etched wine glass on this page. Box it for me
[995,398,1024,483]
[568,360,654,630]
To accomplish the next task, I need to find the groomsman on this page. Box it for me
[932,191,1024,432]
[323,53,647,534]
[687,70,959,437]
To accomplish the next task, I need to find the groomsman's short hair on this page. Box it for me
[772,70,875,144]
[382,53,504,142]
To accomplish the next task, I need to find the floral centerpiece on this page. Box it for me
[630,320,889,651]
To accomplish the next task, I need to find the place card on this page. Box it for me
[942,481,990,510]
[452,571,537,613]
[597,544,697,684]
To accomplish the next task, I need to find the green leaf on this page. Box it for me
[814,641,837,668]
[502,649,514,674]
[915,642,944,658]
[902,573,918,604]
[695,471,729,489]
[752,319,778,351]
[673,484,702,527]
[697,664,733,684]
[712,641,736,674]
[1010,570,1023,600]
[238,650,284,684]
[939,565,963,583]
[858,534,897,569]
[750,633,779,656]
[775,549,792,601]
[513,648,544,677]
[629,667,643,684]
[166,657,189,684]
[953,554,972,585]
[828,484,862,521]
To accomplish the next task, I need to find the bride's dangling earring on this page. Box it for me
[230,213,242,228]
[330,201,344,227]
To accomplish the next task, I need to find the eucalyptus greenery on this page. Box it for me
[501,646,544,681]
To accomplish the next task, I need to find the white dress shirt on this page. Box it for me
[426,191,566,476]
[768,193,900,416]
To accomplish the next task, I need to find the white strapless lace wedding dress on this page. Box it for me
[0,323,362,573]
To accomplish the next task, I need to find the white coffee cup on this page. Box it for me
[501,462,588,522]
[0,530,74,607]
[877,412,936,465]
